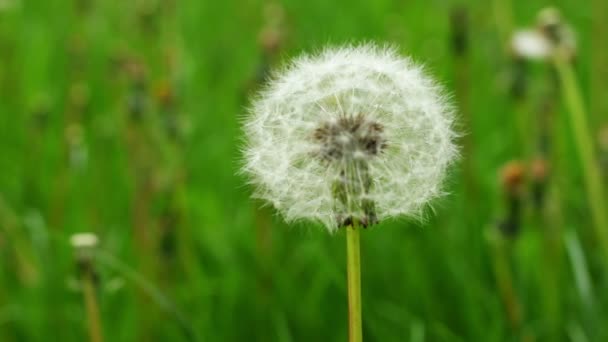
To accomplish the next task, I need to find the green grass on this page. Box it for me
[1,0,607,341]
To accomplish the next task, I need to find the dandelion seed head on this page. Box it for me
[509,7,577,62]
[243,44,458,232]
[511,29,552,60]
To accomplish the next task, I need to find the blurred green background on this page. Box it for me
[1,0,608,341]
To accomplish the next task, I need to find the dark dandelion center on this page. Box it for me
[313,114,387,162]
[312,114,387,228]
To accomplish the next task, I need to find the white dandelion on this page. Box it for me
[509,7,577,61]
[243,44,458,232]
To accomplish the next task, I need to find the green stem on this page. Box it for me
[591,0,608,127]
[515,100,531,159]
[82,270,103,342]
[553,52,608,257]
[491,237,521,331]
[346,224,362,342]
[492,0,514,49]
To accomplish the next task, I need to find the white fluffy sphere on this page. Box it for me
[243,44,458,232]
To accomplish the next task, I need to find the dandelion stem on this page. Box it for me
[81,269,103,342]
[346,223,363,342]
[553,52,608,256]
[491,236,521,331]
[492,0,514,48]
[591,0,608,127]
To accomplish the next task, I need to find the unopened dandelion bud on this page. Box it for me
[500,161,525,197]
[125,60,148,121]
[449,6,469,57]
[258,2,287,57]
[65,123,88,169]
[536,7,577,61]
[70,232,99,274]
[537,7,562,42]
[243,44,457,232]
[71,233,103,342]
[498,161,525,237]
[531,157,550,208]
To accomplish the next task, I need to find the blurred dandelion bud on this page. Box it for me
[70,232,99,273]
[258,2,287,56]
[126,61,148,121]
[501,161,525,197]
[70,232,103,341]
[155,80,175,110]
[243,44,457,232]
[65,123,88,170]
[498,161,525,237]
[531,157,550,208]
[508,29,548,99]
[155,80,184,141]
[536,7,576,48]
[536,7,577,61]
[71,233,98,254]
[249,2,288,95]
[258,26,284,57]
[449,6,469,57]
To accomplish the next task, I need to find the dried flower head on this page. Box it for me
[243,44,457,232]
[509,7,576,62]
[536,7,577,60]
[500,161,526,197]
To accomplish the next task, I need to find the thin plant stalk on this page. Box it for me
[539,71,566,339]
[346,224,362,342]
[591,0,608,126]
[491,238,521,331]
[96,250,196,341]
[81,270,103,342]
[450,6,477,203]
[553,52,608,256]
[515,100,532,159]
[540,185,565,339]
[492,0,514,48]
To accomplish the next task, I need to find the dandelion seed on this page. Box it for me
[243,44,457,232]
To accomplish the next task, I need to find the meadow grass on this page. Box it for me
[0,0,607,341]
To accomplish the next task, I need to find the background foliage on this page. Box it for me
[1,0,607,341]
